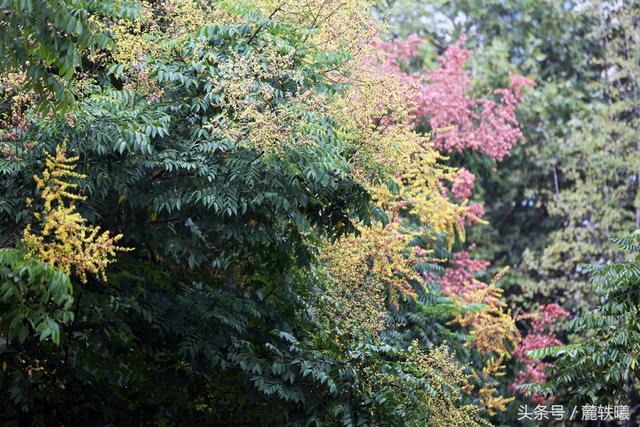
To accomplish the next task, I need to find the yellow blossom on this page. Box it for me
[23,142,132,283]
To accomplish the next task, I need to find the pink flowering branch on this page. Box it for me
[374,36,535,163]
[510,304,569,404]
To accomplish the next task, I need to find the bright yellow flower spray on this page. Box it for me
[23,142,132,283]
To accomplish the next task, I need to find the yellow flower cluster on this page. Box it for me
[22,142,132,283]
[251,0,378,54]
[111,0,223,64]
[359,343,484,426]
[322,222,420,335]
[408,346,484,427]
[451,268,519,414]
[321,43,470,327]
[204,46,318,153]
[0,72,40,160]
[110,4,159,64]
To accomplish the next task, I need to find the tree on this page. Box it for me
[0,0,140,108]
[532,231,640,408]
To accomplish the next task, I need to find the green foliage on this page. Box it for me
[0,0,140,107]
[0,248,73,345]
[533,230,640,404]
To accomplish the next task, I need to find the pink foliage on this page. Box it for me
[419,38,534,161]
[531,303,569,333]
[452,168,476,200]
[511,304,569,404]
[375,36,534,162]
[464,203,485,224]
[436,249,501,305]
[372,34,423,68]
